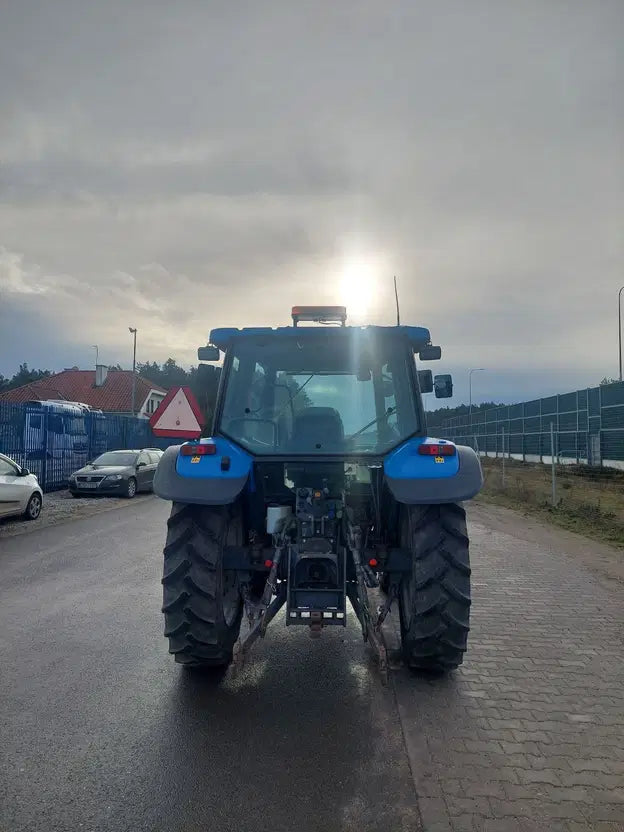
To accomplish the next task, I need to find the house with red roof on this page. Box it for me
[0,366,167,418]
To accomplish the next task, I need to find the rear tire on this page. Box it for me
[25,493,42,521]
[162,503,244,668]
[399,503,471,672]
[125,477,137,499]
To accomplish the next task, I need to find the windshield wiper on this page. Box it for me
[243,374,315,418]
[275,374,315,418]
[347,407,396,441]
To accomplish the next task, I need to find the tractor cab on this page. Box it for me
[204,306,450,459]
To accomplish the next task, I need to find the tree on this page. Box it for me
[426,401,505,427]
[138,358,190,390]
[600,377,619,386]
[2,363,52,391]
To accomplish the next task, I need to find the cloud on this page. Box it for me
[0,0,622,405]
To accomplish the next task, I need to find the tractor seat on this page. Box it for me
[290,407,345,452]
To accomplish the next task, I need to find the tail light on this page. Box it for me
[418,442,456,456]
[180,443,217,456]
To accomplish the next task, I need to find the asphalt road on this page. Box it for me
[3,497,623,831]
[0,498,419,832]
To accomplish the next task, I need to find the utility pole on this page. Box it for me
[468,368,485,425]
[618,286,624,382]
[550,421,557,507]
[92,345,98,368]
[129,327,137,416]
[393,276,401,326]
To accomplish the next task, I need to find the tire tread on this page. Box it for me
[400,503,471,672]
[162,502,242,667]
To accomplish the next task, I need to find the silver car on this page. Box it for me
[0,452,43,521]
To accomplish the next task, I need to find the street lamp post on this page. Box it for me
[129,327,137,416]
[469,368,485,424]
[619,287,624,382]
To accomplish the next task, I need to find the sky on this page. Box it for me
[1,0,622,407]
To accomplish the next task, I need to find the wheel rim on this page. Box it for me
[29,495,41,519]
[128,479,136,496]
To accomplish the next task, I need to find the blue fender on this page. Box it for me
[153,438,253,505]
[384,437,483,504]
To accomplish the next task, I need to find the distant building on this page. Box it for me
[0,366,166,418]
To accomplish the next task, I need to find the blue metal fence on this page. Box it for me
[0,402,178,492]
[440,381,624,469]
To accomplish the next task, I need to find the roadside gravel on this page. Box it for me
[0,490,156,540]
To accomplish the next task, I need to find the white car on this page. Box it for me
[0,453,43,521]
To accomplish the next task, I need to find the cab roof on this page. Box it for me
[209,325,432,352]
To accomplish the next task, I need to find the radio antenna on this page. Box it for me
[394,275,401,326]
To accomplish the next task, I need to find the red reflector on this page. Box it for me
[180,443,217,456]
[369,558,378,568]
[264,559,273,568]
[418,443,456,456]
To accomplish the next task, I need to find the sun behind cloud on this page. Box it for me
[339,256,383,321]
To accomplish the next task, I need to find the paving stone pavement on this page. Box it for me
[390,503,624,832]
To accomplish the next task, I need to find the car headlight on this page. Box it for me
[105,474,123,481]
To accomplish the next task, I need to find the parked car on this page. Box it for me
[0,452,43,521]
[68,449,163,498]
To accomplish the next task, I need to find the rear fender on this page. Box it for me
[384,438,483,504]
[153,438,252,505]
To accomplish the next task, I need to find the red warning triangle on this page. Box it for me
[150,386,204,438]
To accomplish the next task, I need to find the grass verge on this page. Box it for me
[476,457,624,548]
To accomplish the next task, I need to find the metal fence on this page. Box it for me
[0,402,177,492]
[441,381,624,470]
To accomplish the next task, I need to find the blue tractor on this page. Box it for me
[154,306,483,678]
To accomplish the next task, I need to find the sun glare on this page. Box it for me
[339,258,379,320]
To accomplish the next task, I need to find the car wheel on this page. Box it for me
[125,477,137,499]
[25,493,42,521]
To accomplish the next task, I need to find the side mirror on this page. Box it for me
[137,462,146,468]
[20,467,31,477]
[197,345,220,361]
[197,363,217,382]
[419,345,442,361]
[434,374,453,399]
[417,369,433,394]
